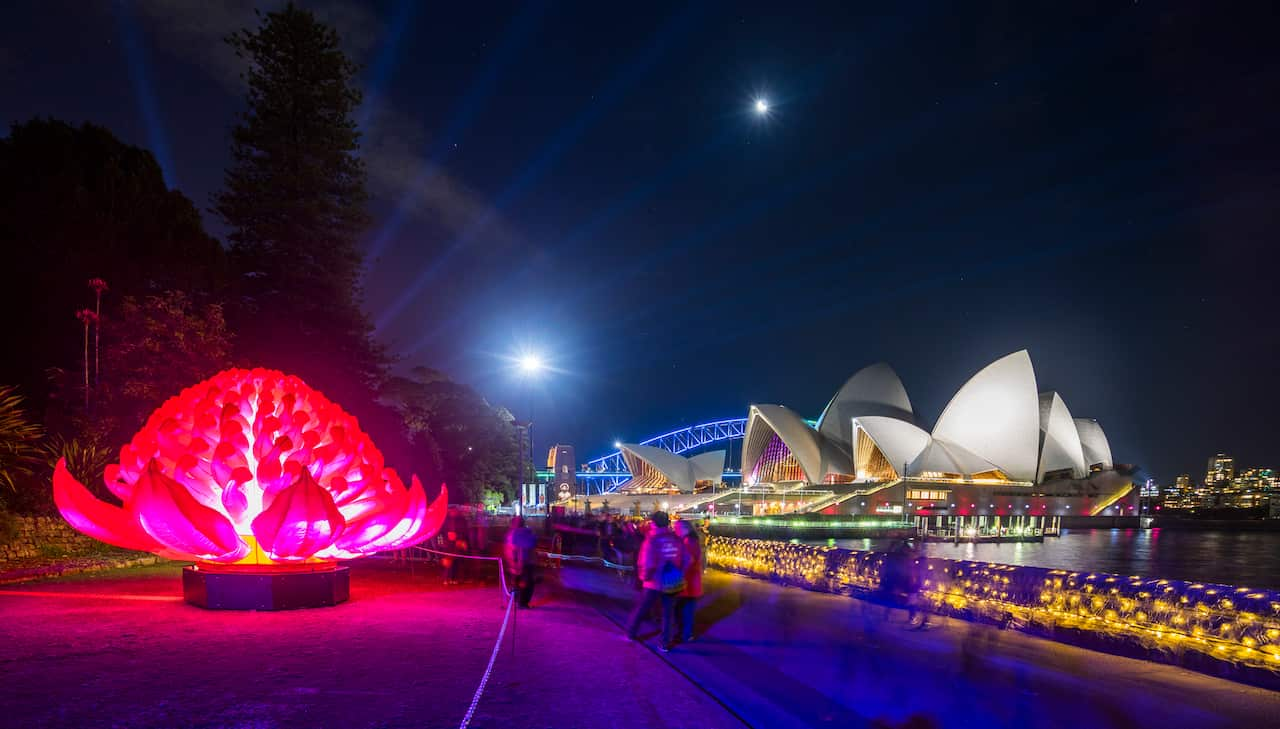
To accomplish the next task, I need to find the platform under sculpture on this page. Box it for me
[182,564,350,610]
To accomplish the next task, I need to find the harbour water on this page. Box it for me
[824,528,1280,591]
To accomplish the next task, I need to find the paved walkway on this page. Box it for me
[561,564,1280,729]
[0,561,742,729]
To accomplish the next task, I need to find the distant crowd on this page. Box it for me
[423,506,925,650]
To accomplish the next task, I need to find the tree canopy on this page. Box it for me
[0,8,524,513]
[381,368,520,504]
[215,3,382,394]
[0,119,229,405]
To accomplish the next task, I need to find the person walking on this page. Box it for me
[504,516,538,608]
[442,531,460,585]
[673,519,705,644]
[904,538,929,629]
[625,511,689,651]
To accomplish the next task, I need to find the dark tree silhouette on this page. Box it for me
[381,367,521,504]
[214,3,384,397]
[0,119,229,408]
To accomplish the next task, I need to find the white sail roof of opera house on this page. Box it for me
[618,443,726,493]
[929,350,1041,483]
[1037,391,1088,481]
[1074,418,1114,471]
[910,438,1002,479]
[850,416,932,479]
[816,363,914,447]
[743,404,853,484]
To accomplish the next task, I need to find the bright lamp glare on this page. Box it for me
[613,441,622,449]
[754,99,768,113]
[518,354,544,374]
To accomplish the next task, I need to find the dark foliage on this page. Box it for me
[214,3,384,393]
[0,119,229,409]
[381,368,520,504]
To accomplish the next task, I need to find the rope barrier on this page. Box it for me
[410,545,510,597]
[407,545,516,729]
[457,591,515,729]
[539,551,635,572]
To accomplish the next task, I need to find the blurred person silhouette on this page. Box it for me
[625,511,689,651]
[673,519,705,643]
[504,516,538,608]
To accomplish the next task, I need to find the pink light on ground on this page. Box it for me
[53,367,447,565]
[0,590,184,602]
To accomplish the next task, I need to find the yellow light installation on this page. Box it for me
[705,536,1280,673]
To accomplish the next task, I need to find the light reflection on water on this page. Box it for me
[823,529,1280,590]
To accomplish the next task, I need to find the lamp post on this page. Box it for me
[515,353,544,514]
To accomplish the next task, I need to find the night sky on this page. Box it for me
[5,1,1277,482]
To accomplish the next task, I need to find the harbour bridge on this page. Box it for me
[566,417,748,494]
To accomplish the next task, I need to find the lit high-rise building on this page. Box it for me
[1141,477,1160,498]
[1232,467,1278,508]
[1164,473,1197,509]
[1234,467,1278,491]
[1205,453,1235,488]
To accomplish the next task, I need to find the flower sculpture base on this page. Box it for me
[182,564,350,611]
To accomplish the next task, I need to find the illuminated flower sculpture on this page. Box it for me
[53,368,447,567]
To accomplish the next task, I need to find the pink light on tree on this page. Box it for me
[53,367,447,564]
[88,278,108,387]
[75,308,99,409]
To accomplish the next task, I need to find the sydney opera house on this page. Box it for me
[614,444,726,495]
[738,350,1136,520]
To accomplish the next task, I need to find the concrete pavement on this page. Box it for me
[0,561,744,729]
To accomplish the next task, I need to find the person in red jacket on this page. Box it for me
[625,511,689,651]
[673,519,705,643]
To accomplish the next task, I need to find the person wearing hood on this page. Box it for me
[625,511,689,651]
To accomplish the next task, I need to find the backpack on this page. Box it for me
[654,534,686,594]
[658,560,686,594]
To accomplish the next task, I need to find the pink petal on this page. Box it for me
[363,478,448,553]
[333,489,403,553]
[251,469,345,560]
[53,459,167,554]
[386,479,448,550]
[131,459,248,562]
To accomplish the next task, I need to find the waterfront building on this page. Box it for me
[739,351,1136,522]
[614,443,726,494]
[547,445,577,502]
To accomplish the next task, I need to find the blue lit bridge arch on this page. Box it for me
[576,417,747,493]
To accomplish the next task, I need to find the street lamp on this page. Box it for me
[514,351,545,513]
[518,353,544,376]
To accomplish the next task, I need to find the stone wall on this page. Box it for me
[0,515,105,563]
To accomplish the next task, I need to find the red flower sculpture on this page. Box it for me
[54,368,447,564]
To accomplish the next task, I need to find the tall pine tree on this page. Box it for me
[215,3,383,393]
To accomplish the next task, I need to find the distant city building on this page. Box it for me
[1234,467,1278,491]
[1141,477,1160,498]
[1230,466,1277,509]
[1162,474,1195,509]
[1205,453,1235,489]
